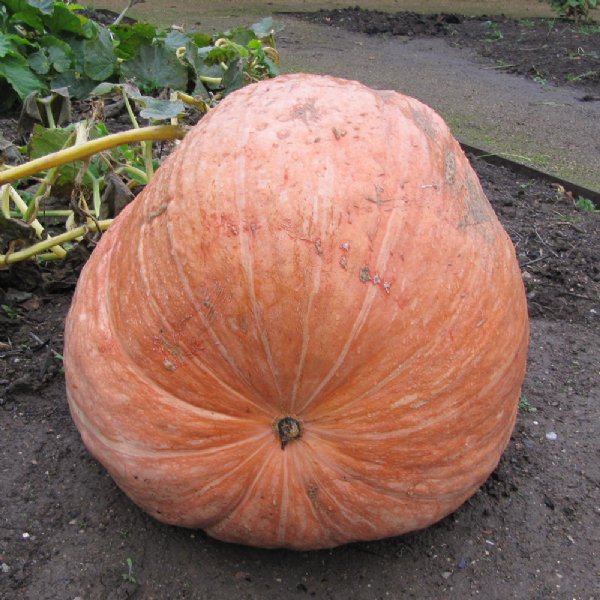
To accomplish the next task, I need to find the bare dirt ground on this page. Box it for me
[1,3,599,600]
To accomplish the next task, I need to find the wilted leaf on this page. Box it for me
[99,173,134,219]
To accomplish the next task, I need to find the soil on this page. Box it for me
[2,7,600,600]
[290,9,600,97]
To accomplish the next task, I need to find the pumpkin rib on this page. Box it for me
[138,212,274,417]
[71,399,272,458]
[309,301,527,427]
[166,437,276,530]
[164,218,272,412]
[288,186,327,413]
[307,397,515,503]
[289,257,323,413]
[204,444,284,543]
[232,114,285,405]
[159,217,277,414]
[296,113,404,413]
[297,446,379,547]
[304,212,523,422]
[104,227,272,420]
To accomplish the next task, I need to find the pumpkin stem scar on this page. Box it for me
[277,416,302,450]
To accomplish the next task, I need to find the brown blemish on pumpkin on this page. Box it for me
[445,151,456,185]
[359,265,371,283]
[307,485,319,507]
[366,185,388,206]
[290,98,320,125]
[339,255,348,270]
[314,238,323,256]
[409,106,437,140]
[146,203,168,222]
[163,359,176,372]
[332,127,347,140]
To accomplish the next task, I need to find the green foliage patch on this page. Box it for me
[0,0,281,109]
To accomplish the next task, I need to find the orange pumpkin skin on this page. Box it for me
[64,74,529,550]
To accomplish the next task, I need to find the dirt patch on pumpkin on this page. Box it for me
[289,8,600,96]
[1,150,599,597]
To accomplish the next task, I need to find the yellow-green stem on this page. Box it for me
[10,210,73,218]
[0,125,186,186]
[43,101,56,129]
[1,185,9,218]
[7,186,67,258]
[120,88,155,178]
[0,219,112,265]
[115,165,148,184]
[92,176,102,217]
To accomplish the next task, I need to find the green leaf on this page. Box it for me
[111,22,156,60]
[83,26,114,81]
[138,97,186,121]
[186,45,225,85]
[48,45,70,73]
[0,55,45,98]
[10,10,44,31]
[250,17,284,39]
[226,27,256,46]
[90,81,117,96]
[45,3,87,35]
[28,0,55,16]
[28,49,51,75]
[50,70,96,99]
[264,56,279,77]
[29,123,72,159]
[120,42,188,92]
[191,32,212,48]
[191,78,209,98]
[164,30,190,51]
[222,57,244,94]
[0,33,16,58]
[29,123,79,185]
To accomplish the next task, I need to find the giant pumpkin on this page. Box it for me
[64,74,529,550]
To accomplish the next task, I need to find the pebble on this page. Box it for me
[1,563,10,573]
[457,558,468,570]
[441,571,452,579]
[546,431,558,441]
[523,438,535,448]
